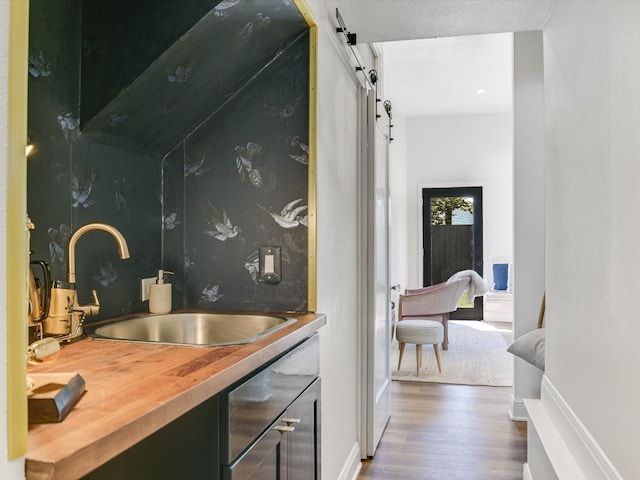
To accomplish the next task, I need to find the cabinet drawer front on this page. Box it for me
[224,334,319,463]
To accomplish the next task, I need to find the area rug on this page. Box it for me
[391,320,513,386]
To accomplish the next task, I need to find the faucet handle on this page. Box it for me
[86,289,100,316]
[75,289,100,316]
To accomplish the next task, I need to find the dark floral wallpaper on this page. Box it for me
[27,0,311,322]
[81,0,309,157]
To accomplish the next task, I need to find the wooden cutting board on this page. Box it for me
[27,372,86,424]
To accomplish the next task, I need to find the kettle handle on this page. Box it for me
[29,260,51,322]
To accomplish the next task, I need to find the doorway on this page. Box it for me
[422,186,483,320]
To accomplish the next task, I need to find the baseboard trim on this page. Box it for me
[523,463,533,480]
[525,398,579,479]
[338,441,362,480]
[510,396,529,421]
[541,377,623,479]
[525,376,623,479]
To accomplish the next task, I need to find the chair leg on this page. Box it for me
[442,313,449,350]
[433,344,442,373]
[416,344,423,375]
[398,342,406,370]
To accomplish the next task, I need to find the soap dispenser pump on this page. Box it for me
[148,270,173,314]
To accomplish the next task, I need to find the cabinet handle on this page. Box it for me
[273,425,295,434]
[282,418,301,426]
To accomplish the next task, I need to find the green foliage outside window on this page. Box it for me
[431,197,473,225]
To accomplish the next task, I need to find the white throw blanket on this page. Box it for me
[447,270,488,302]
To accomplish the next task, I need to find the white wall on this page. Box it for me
[306,1,363,478]
[403,113,514,289]
[512,31,545,419]
[389,114,408,294]
[533,1,640,478]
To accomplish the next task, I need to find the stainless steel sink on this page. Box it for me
[84,312,297,346]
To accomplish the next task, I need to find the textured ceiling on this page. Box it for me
[335,0,554,43]
[334,0,554,118]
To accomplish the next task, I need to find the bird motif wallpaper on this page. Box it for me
[27,0,312,321]
[163,31,310,312]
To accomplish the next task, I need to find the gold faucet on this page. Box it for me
[42,223,130,340]
[67,223,129,283]
[67,222,130,318]
[68,223,130,284]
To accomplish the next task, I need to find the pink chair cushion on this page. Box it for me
[400,278,469,317]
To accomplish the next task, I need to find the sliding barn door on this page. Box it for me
[361,87,392,457]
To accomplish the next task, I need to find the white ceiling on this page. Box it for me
[383,33,513,118]
[335,0,553,44]
[334,0,554,117]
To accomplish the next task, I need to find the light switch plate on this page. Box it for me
[259,246,281,285]
[141,277,156,301]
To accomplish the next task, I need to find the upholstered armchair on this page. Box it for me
[398,278,470,350]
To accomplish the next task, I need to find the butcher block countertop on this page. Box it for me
[26,311,326,480]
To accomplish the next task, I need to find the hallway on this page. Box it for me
[359,381,526,479]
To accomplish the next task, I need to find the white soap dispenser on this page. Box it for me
[148,270,172,314]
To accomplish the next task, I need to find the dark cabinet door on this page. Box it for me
[83,396,219,480]
[286,379,321,480]
[223,378,321,480]
[224,426,286,480]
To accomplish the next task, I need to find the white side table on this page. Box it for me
[484,291,513,322]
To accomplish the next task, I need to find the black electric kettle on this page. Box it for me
[28,253,51,326]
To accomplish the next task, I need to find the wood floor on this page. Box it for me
[358,381,527,480]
